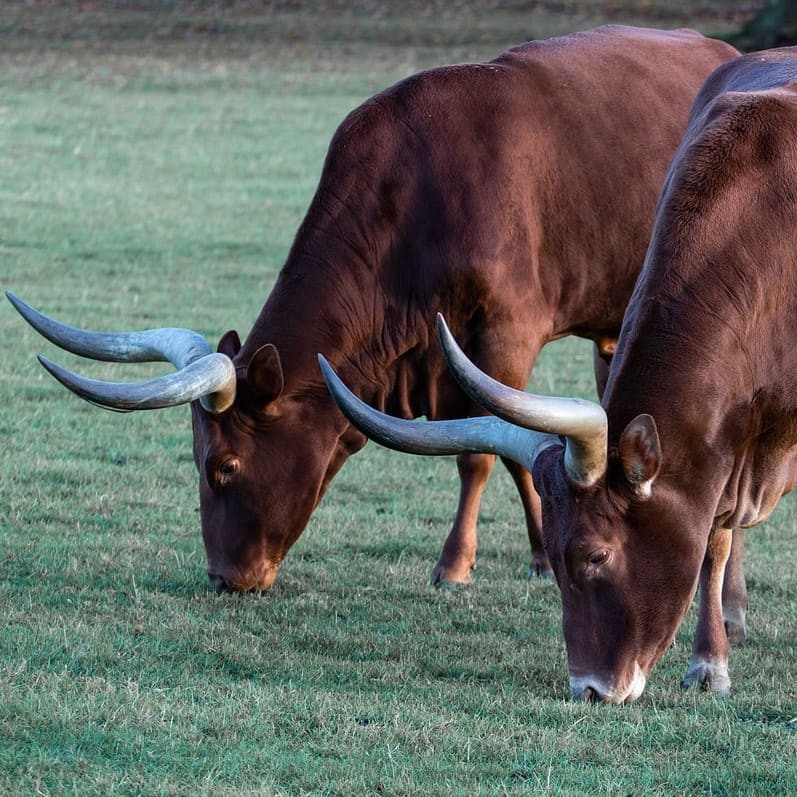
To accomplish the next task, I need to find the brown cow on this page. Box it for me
[7,27,736,593]
[321,47,797,701]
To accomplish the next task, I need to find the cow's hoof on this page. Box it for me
[526,564,555,580]
[527,553,554,580]
[681,659,731,695]
[430,562,473,588]
[432,578,469,591]
[724,609,748,647]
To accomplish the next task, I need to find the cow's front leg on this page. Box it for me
[722,528,748,646]
[682,526,733,694]
[501,457,553,578]
[431,452,495,585]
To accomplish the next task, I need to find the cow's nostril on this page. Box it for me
[580,686,604,704]
[209,573,234,594]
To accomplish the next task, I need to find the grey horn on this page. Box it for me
[318,354,558,470]
[6,292,236,414]
[435,314,607,485]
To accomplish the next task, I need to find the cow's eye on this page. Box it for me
[587,549,610,568]
[216,458,240,487]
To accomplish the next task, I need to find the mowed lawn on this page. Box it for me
[0,5,795,796]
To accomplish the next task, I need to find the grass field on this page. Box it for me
[1,3,795,795]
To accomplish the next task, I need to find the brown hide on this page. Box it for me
[532,48,797,701]
[194,26,737,592]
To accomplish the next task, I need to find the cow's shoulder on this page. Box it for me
[683,81,797,184]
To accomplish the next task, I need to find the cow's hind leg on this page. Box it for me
[682,526,733,694]
[722,528,748,646]
[431,452,495,586]
[501,457,553,578]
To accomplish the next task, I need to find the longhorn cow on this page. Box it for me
[8,26,736,593]
[322,47,797,701]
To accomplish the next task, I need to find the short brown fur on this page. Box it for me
[192,26,736,592]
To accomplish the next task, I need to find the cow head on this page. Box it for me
[190,331,363,592]
[320,314,704,702]
[7,292,362,593]
[529,420,703,703]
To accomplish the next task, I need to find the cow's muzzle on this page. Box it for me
[207,564,279,594]
[569,664,647,704]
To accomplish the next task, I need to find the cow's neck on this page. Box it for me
[605,313,740,515]
[240,235,432,418]
[604,222,797,530]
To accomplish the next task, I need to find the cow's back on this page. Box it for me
[251,27,737,415]
[284,27,737,353]
[624,46,797,353]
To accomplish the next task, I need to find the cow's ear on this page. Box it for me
[217,330,241,358]
[247,344,284,405]
[618,414,661,498]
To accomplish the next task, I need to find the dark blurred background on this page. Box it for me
[2,1,789,55]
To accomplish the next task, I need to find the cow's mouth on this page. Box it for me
[569,662,647,704]
[208,563,279,593]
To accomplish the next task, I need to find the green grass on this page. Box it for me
[1,5,794,796]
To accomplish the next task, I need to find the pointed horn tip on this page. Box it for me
[5,290,26,312]
[435,313,460,353]
[316,355,367,425]
[37,353,56,371]
[317,353,343,396]
[6,291,51,331]
[37,354,70,384]
[35,353,134,414]
[36,353,84,397]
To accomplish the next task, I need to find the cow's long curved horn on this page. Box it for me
[6,291,236,414]
[436,314,607,485]
[318,354,558,470]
